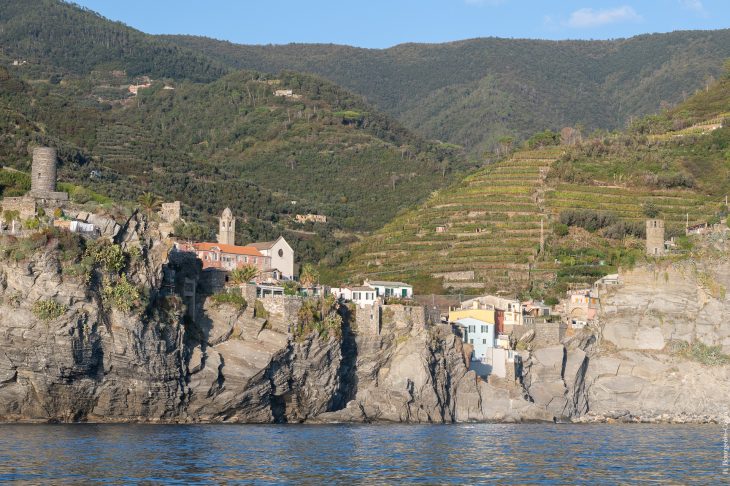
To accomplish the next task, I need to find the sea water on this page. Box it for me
[0,423,725,484]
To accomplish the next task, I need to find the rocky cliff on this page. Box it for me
[520,234,730,423]
[1,212,728,424]
[0,211,551,423]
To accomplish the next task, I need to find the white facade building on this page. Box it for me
[365,280,413,299]
[329,287,353,302]
[351,286,377,307]
[251,236,295,280]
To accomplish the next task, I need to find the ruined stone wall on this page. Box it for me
[512,320,564,347]
[198,269,227,295]
[159,201,181,224]
[381,304,428,333]
[259,295,303,334]
[1,196,36,219]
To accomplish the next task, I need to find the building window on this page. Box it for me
[278,248,284,258]
[469,339,474,344]
[482,339,487,344]
[481,325,487,333]
[468,325,475,333]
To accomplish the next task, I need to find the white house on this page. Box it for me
[351,285,377,307]
[365,280,413,299]
[251,236,294,280]
[329,287,353,302]
[455,317,495,361]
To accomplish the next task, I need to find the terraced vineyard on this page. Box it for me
[546,185,717,229]
[340,139,723,295]
[342,148,564,293]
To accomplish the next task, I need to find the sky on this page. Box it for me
[72,0,729,48]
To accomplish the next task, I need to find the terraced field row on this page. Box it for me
[546,184,716,225]
[343,150,558,293]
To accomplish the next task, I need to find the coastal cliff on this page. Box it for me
[1,212,728,424]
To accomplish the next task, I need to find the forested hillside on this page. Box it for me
[335,69,730,296]
[0,0,226,82]
[168,31,730,154]
[0,1,469,264]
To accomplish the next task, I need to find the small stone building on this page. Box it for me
[646,219,665,256]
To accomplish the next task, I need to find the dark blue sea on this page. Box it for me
[0,424,725,484]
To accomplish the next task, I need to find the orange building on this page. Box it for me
[177,242,271,271]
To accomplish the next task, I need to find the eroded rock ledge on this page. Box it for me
[1,213,728,424]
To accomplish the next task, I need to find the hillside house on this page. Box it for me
[365,280,413,299]
[566,289,600,329]
[330,287,353,302]
[522,301,552,318]
[351,285,377,307]
[454,295,525,333]
[455,317,495,362]
[177,242,271,272]
[449,299,496,327]
[250,236,295,280]
[595,274,621,287]
[295,214,327,224]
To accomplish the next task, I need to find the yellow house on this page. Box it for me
[448,308,495,324]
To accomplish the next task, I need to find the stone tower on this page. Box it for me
[646,219,665,256]
[217,207,235,246]
[31,147,57,195]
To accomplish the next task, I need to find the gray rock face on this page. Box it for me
[0,213,552,423]
[2,215,727,424]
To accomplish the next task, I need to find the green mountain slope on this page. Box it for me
[0,63,468,263]
[168,31,730,154]
[335,70,730,296]
[0,0,227,82]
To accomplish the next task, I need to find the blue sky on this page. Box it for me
[73,0,729,48]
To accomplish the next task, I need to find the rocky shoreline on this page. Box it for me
[1,211,729,425]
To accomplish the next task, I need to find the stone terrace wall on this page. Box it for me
[0,197,36,219]
[512,320,565,347]
[259,295,302,334]
[382,304,428,333]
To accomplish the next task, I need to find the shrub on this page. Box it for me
[85,241,126,273]
[253,299,269,319]
[559,209,617,232]
[553,223,569,237]
[283,280,301,296]
[293,297,342,341]
[670,340,730,366]
[642,202,660,218]
[32,299,68,321]
[24,217,40,230]
[603,221,646,240]
[211,291,247,310]
[544,296,559,306]
[102,274,141,313]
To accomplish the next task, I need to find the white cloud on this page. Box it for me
[679,0,707,16]
[567,6,642,28]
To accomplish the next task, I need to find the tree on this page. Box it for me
[496,136,515,156]
[229,264,259,285]
[137,192,162,215]
[299,263,319,288]
[642,202,660,219]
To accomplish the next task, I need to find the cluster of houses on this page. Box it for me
[172,208,296,294]
[330,280,414,306]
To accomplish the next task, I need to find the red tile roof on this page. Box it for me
[191,242,264,257]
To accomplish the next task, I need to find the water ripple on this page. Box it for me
[0,424,724,484]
